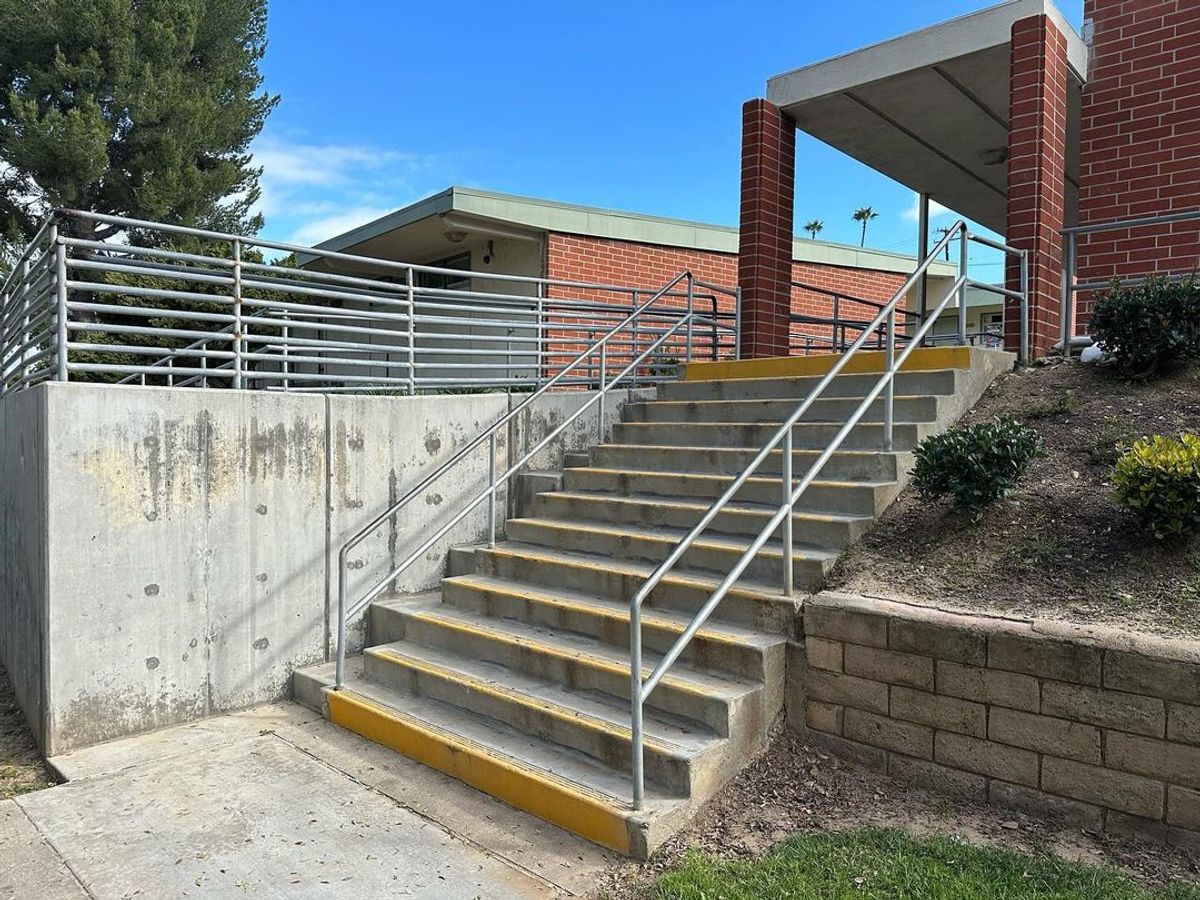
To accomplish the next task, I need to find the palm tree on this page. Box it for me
[804,219,824,240]
[853,207,879,247]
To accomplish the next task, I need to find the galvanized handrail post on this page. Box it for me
[884,306,895,451]
[487,431,497,547]
[281,322,291,390]
[630,600,644,809]
[1020,249,1031,365]
[232,238,243,389]
[598,341,607,441]
[781,429,794,597]
[685,274,694,364]
[1060,231,1075,356]
[733,287,742,360]
[535,283,545,389]
[406,267,417,395]
[631,291,640,386]
[52,222,68,382]
[957,226,969,345]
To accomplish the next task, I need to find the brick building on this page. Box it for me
[745,0,1200,359]
[309,186,956,361]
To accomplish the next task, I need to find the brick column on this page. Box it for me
[1005,15,1069,358]
[738,99,796,359]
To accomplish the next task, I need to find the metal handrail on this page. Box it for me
[333,270,700,689]
[1060,208,1200,350]
[626,223,1029,807]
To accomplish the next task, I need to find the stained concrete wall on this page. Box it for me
[0,387,48,749]
[0,381,648,754]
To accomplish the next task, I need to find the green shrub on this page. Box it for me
[1088,277,1200,378]
[912,418,1042,512]
[1113,434,1200,540]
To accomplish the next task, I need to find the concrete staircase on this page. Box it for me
[295,347,1013,858]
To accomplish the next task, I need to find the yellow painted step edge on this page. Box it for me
[452,578,751,649]
[482,546,785,602]
[371,646,682,755]
[327,688,636,855]
[684,346,971,381]
[408,610,736,702]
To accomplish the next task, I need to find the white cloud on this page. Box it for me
[901,193,951,223]
[287,206,395,247]
[250,132,452,247]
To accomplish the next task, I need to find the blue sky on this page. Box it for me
[254,0,1083,270]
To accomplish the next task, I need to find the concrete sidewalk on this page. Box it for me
[1,703,617,899]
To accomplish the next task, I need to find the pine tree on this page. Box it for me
[0,0,278,243]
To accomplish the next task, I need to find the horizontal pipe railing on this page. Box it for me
[1060,208,1200,350]
[1,210,738,396]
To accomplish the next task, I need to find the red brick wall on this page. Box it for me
[544,231,909,359]
[1075,0,1200,321]
[1005,14,1069,357]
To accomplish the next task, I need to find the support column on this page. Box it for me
[1005,14,1069,358]
[738,99,795,359]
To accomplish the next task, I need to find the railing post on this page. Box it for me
[832,294,840,349]
[406,266,417,395]
[630,291,640,386]
[1019,249,1031,365]
[781,429,794,597]
[734,287,742,360]
[232,238,243,389]
[1060,231,1075,357]
[487,431,497,548]
[884,306,895,452]
[957,227,969,345]
[685,274,694,364]
[598,340,607,442]
[201,350,209,389]
[281,321,291,390]
[630,599,644,809]
[535,283,545,390]
[52,222,68,382]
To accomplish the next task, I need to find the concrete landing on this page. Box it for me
[3,703,615,899]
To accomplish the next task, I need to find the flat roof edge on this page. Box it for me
[768,0,1086,109]
[307,185,956,277]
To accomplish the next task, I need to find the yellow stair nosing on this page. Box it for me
[326,688,637,855]
[447,574,762,648]
[407,609,750,702]
[482,544,790,602]
[512,517,836,562]
[369,645,687,757]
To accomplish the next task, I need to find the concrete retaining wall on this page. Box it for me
[0,381,647,754]
[789,592,1200,851]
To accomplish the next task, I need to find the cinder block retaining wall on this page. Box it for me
[792,592,1200,851]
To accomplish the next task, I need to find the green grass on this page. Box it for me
[651,829,1199,900]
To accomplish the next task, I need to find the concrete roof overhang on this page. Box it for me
[767,0,1088,234]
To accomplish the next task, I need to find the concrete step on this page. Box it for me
[658,368,959,402]
[377,599,760,735]
[558,468,896,518]
[295,659,686,857]
[612,420,929,451]
[504,517,835,589]
[622,394,939,425]
[428,574,785,681]
[362,639,722,797]
[531,490,873,545]
[590,443,909,482]
[465,543,799,634]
